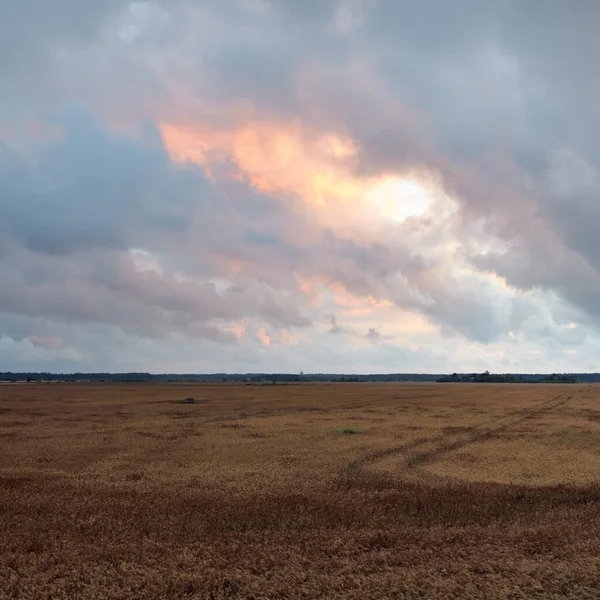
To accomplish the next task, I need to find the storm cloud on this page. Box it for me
[1,0,599,372]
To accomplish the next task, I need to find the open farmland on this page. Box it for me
[2,383,600,599]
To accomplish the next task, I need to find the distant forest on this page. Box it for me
[0,371,588,383]
[435,371,579,383]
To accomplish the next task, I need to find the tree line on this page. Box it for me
[0,371,585,383]
[436,371,578,383]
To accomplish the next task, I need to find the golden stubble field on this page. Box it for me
[2,382,600,599]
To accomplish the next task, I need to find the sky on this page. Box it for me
[2,0,600,374]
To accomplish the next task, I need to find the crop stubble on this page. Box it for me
[1,382,600,599]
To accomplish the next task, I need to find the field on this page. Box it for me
[2,382,600,599]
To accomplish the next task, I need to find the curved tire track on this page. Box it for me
[345,392,574,480]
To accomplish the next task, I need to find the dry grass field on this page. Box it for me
[2,382,600,599]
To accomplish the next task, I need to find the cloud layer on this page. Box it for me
[2,0,600,373]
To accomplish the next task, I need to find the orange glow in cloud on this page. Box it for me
[161,121,361,207]
[298,279,321,306]
[257,327,271,346]
[300,279,396,316]
[160,118,447,331]
[217,321,247,340]
[367,296,393,309]
[231,322,246,340]
[330,282,388,310]
[279,329,303,346]
[160,119,440,227]
[340,308,376,317]
[333,292,364,308]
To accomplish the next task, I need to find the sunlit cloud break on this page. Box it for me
[1,0,600,373]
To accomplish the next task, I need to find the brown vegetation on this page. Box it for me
[2,382,600,598]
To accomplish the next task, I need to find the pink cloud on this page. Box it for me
[257,327,271,346]
[28,336,62,350]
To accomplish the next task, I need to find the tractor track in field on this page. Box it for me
[345,392,574,480]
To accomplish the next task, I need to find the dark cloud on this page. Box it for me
[0,0,127,76]
[363,328,390,344]
[1,107,194,254]
[328,314,343,335]
[327,314,356,336]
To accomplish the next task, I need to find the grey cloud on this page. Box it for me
[327,314,355,336]
[0,10,547,347]
[0,0,128,75]
[328,314,343,335]
[0,108,317,338]
[0,245,313,340]
[363,328,391,344]
[0,107,193,254]
[4,0,600,370]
